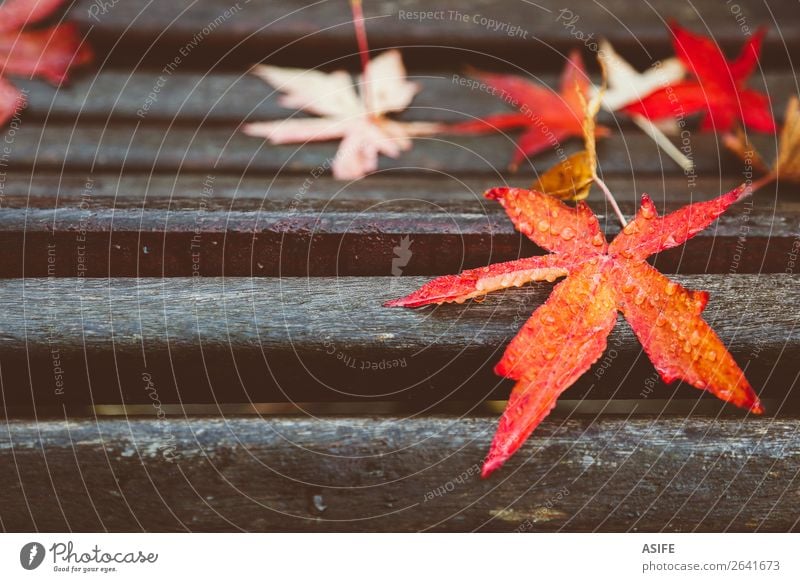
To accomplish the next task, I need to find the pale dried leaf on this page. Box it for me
[246,51,439,180]
[361,49,420,115]
[242,118,348,144]
[333,121,394,180]
[598,39,685,111]
[251,65,362,119]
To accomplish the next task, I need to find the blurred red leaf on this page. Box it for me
[0,0,93,125]
[624,22,775,133]
[451,50,610,169]
[387,185,762,477]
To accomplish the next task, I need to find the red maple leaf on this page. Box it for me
[0,0,93,124]
[386,185,763,477]
[453,50,610,169]
[624,22,775,133]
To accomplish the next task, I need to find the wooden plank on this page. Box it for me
[16,70,799,126]
[2,172,790,204]
[1,415,798,532]
[0,276,797,407]
[0,177,797,277]
[0,172,754,204]
[69,0,800,71]
[0,172,780,204]
[0,122,781,177]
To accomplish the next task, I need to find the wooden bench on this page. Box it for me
[1,0,799,531]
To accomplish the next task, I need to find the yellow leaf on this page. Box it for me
[578,73,604,168]
[532,61,606,201]
[776,96,800,182]
[532,150,594,200]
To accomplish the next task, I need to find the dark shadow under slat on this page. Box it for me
[0,190,796,277]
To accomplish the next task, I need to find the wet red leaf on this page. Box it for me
[387,185,762,477]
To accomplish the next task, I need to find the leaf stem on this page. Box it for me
[747,171,777,194]
[593,171,627,227]
[630,113,694,172]
[349,0,374,117]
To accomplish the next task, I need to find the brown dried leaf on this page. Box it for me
[532,66,606,201]
[724,95,800,183]
[722,128,770,174]
[775,96,800,182]
[532,150,594,200]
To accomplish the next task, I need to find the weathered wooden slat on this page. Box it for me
[69,0,800,71]
[16,70,799,126]
[0,180,796,277]
[1,172,779,205]
[1,415,798,532]
[0,122,779,177]
[0,276,797,407]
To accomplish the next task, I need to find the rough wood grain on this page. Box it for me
[0,172,764,205]
[16,70,799,126]
[68,0,800,70]
[1,415,798,532]
[0,276,796,407]
[0,179,796,277]
[0,122,781,177]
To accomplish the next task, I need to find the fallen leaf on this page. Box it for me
[386,184,762,477]
[0,0,93,125]
[530,63,606,201]
[624,22,775,133]
[594,39,694,172]
[451,50,610,170]
[532,150,595,200]
[724,95,800,183]
[597,39,684,127]
[775,97,800,181]
[242,50,442,180]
